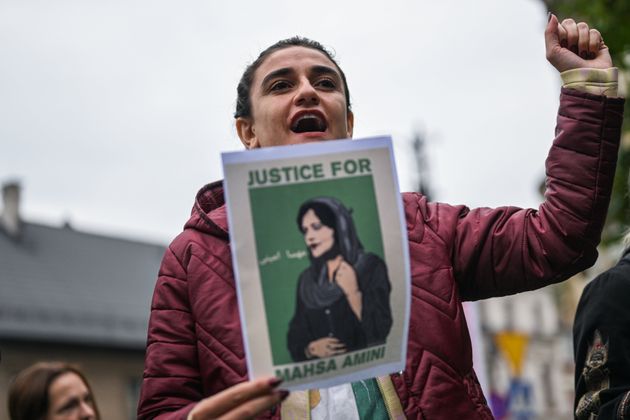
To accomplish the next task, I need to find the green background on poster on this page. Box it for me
[249,175,384,365]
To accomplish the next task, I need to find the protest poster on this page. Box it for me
[222,136,410,390]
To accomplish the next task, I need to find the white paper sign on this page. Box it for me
[222,136,410,390]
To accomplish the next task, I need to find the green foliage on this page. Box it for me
[544,0,630,245]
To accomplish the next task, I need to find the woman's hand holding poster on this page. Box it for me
[222,136,410,390]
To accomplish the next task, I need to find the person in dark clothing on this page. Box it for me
[573,243,630,419]
[288,197,392,361]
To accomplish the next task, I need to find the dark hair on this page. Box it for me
[296,197,363,264]
[234,36,351,119]
[297,201,337,233]
[8,362,100,420]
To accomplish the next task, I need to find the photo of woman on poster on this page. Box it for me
[288,196,392,362]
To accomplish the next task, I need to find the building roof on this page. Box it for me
[0,221,166,350]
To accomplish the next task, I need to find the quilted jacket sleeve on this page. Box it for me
[138,239,200,420]
[448,88,625,300]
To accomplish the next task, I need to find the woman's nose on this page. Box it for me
[294,80,319,106]
[80,401,95,419]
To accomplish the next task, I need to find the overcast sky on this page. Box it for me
[0,0,560,244]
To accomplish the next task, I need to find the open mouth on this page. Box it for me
[291,112,327,133]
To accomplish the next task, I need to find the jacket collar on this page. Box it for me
[185,180,229,238]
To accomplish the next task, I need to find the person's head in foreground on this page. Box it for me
[234,37,353,149]
[8,362,99,420]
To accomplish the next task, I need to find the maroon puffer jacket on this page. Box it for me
[138,89,624,419]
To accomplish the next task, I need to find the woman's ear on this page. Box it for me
[236,117,259,149]
[346,111,354,138]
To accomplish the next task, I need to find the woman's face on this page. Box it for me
[236,46,353,149]
[46,372,96,420]
[302,209,335,258]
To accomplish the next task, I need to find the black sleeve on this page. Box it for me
[573,268,630,419]
[359,254,393,346]
[287,273,312,362]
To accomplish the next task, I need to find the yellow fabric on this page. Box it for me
[495,332,529,376]
[281,390,310,419]
[376,375,406,419]
[309,389,321,409]
[561,67,619,97]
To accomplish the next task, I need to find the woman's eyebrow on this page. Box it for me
[310,65,340,79]
[57,397,79,412]
[261,67,294,87]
